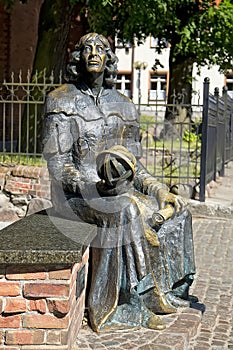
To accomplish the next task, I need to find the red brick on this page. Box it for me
[61,330,68,345]
[0,266,5,278]
[47,330,61,345]
[70,262,83,286]
[22,314,69,329]
[0,298,3,313]
[5,330,45,345]
[17,347,67,350]
[0,282,20,296]
[24,283,69,298]
[6,265,47,280]
[48,268,71,280]
[29,299,47,314]
[12,165,24,177]
[0,347,19,350]
[21,167,34,178]
[36,190,50,198]
[0,314,21,327]
[4,298,27,313]
[47,299,69,315]
[32,167,41,179]
[82,247,89,265]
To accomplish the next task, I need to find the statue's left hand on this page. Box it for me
[157,188,187,215]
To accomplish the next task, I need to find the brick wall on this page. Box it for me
[0,3,10,78]
[0,165,51,199]
[0,248,89,349]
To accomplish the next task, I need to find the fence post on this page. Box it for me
[199,77,210,202]
[214,87,219,180]
[221,86,228,175]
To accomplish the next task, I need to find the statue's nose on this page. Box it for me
[90,46,98,56]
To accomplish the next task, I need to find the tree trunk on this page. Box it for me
[166,45,194,120]
[21,0,75,154]
[33,0,74,81]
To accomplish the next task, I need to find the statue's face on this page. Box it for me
[82,37,107,73]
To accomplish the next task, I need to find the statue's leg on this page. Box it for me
[68,194,167,331]
[158,209,196,307]
[146,208,196,309]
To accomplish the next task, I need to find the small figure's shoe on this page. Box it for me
[188,295,199,303]
[165,292,190,308]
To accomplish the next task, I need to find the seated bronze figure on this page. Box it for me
[43,33,196,332]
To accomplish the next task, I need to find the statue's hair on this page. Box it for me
[65,33,118,86]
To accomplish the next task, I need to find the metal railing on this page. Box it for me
[139,98,202,187]
[0,70,62,164]
[1,72,233,201]
[199,78,233,201]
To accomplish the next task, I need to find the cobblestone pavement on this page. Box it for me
[74,216,233,350]
[189,217,233,350]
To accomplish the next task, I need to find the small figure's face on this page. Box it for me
[82,37,107,73]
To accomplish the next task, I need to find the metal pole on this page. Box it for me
[138,68,141,115]
[199,77,210,202]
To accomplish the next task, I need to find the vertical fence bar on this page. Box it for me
[221,86,228,176]
[2,103,6,158]
[214,87,219,181]
[18,103,22,163]
[199,77,210,202]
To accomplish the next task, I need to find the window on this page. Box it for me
[150,36,168,49]
[226,73,233,98]
[115,38,132,49]
[149,72,167,100]
[116,73,132,98]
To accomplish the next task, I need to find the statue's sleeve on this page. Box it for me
[43,111,81,193]
[134,161,169,197]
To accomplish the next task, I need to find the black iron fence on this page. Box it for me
[0,72,233,201]
[0,70,62,165]
[199,78,233,201]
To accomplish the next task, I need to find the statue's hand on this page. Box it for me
[157,188,187,215]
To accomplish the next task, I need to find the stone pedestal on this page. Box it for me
[0,210,96,350]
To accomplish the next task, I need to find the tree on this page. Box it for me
[1,0,88,152]
[84,0,233,109]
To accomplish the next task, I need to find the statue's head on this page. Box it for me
[66,33,118,86]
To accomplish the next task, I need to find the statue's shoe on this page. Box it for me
[157,292,177,314]
[165,292,190,308]
[97,303,166,332]
[141,305,166,330]
[145,314,166,330]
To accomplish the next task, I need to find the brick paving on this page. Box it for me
[189,217,233,350]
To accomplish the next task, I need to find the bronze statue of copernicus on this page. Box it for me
[43,33,196,332]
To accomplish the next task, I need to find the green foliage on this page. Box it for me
[0,154,46,166]
[84,0,233,73]
[0,0,27,11]
[183,130,197,143]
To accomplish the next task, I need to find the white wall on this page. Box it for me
[116,37,226,110]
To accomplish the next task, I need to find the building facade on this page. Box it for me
[115,36,230,111]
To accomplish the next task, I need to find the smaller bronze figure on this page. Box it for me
[43,33,196,332]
